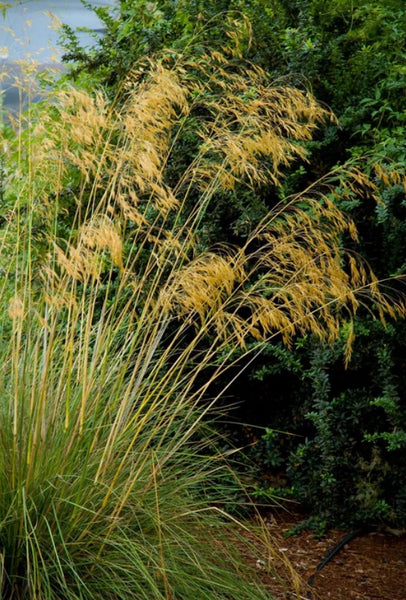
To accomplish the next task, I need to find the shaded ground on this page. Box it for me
[241,508,406,599]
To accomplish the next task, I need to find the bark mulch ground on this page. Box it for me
[240,507,406,599]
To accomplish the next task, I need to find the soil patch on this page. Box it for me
[242,507,406,599]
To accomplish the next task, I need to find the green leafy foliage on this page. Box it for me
[250,320,406,531]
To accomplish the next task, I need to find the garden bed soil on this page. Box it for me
[242,507,406,599]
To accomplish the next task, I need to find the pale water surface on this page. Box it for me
[1,0,116,111]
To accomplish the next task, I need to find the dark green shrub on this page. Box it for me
[53,0,406,533]
[251,320,406,530]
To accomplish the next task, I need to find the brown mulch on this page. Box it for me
[240,507,406,600]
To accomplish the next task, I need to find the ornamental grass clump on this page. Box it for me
[0,48,404,599]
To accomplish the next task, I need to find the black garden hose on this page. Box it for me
[305,527,374,599]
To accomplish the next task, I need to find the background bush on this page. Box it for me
[36,0,406,532]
